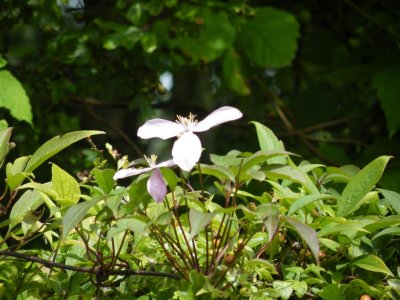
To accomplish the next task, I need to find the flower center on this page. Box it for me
[144,154,158,167]
[176,112,198,131]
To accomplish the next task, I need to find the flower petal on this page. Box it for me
[137,119,184,140]
[113,166,152,180]
[155,159,176,168]
[172,132,202,171]
[193,106,242,132]
[147,169,167,203]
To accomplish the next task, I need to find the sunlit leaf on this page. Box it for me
[52,164,81,207]
[251,121,286,164]
[378,188,400,215]
[93,168,115,194]
[337,156,392,216]
[25,130,105,173]
[62,197,102,240]
[0,127,13,168]
[364,215,400,233]
[189,209,214,240]
[196,164,235,182]
[9,190,43,227]
[288,194,335,215]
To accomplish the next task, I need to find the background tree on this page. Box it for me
[1,0,399,190]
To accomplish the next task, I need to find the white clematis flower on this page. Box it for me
[113,155,175,203]
[137,106,242,171]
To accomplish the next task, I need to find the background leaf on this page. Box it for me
[372,67,400,137]
[0,70,32,125]
[239,7,299,67]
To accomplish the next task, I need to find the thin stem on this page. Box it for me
[0,250,180,280]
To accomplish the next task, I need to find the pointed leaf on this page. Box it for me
[52,164,81,207]
[364,215,400,233]
[372,226,400,241]
[93,168,115,194]
[0,127,13,168]
[288,194,336,215]
[196,164,235,182]
[338,156,392,216]
[251,121,286,164]
[62,197,102,240]
[352,254,393,276]
[378,188,400,215]
[241,150,293,173]
[264,164,305,183]
[189,209,214,240]
[6,156,30,190]
[25,130,105,173]
[281,215,319,264]
[9,190,43,227]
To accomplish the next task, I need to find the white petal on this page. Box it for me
[193,106,242,132]
[137,119,184,140]
[155,159,176,168]
[113,166,152,180]
[172,132,202,171]
[147,169,167,203]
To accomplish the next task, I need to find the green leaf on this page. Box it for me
[241,150,292,174]
[251,121,286,164]
[364,215,400,233]
[372,226,400,240]
[5,156,30,190]
[0,55,7,68]
[173,8,235,63]
[319,284,345,300]
[264,164,305,183]
[196,164,235,182]
[17,182,57,198]
[378,188,400,215]
[372,67,400,136]
[352,254,393,276]
[24,130,105,173]
[189,209,214,240]
[9,190,43,227]
[337,156,392,216]
[222,48,250,95]
[239,7,300,67]
[51,164,81,207]
[106,216,148,240]
[281,215,320,264]
[92,168,115,194]
[0,127,13,168]
[62,197,102,240]
[0,70,33,125]
[288,194,335,215]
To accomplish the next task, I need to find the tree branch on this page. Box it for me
[0,250,180,280]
